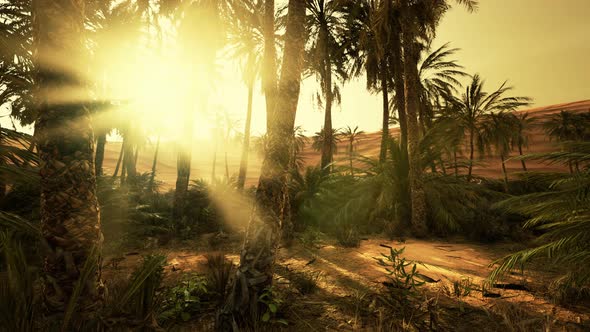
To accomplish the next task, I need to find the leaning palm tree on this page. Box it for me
[417,43,467,131]
[341,125,365,176]
[449,74,531,181]
[306,0,349,170]
[226,0,265,190]
[219,0,307,329]
[33,0,103,318]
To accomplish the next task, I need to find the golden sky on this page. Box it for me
[1,0,588,138]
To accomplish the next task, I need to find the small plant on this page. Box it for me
[289,270,322,295]
[335,224,360,247]
[204,253,233,304]
[159,274,209,323]
[258,287,288,326]
[299,227,321,248]
[376,246,425,301]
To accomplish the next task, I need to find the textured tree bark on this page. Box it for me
[112,142,124,177]
[33,0,104,318]
[94,131,106,176]
[320,24,333,171]
[122,137,136,182]
[500,154,509,193]
[237,82,254,190]
[402,32,428,238]
[149,135,160,189]
[518,143,527,171]
[467,126,475,181]
[218,0,306,329]
[262,0,278,129]
[379,58,390,163]
[391,34,408,150]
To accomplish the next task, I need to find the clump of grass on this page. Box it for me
[289,270,322,295]
[204,253,233,304]
[335,225,360,247]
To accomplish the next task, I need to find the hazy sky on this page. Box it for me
[285,0,590,135]
[1,0,589,137]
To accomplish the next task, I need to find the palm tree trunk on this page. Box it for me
[349,143,354,177]
[439,157,447,175]
[211,135,218,181]
[467,127,475,181]
[224,151,230,180]
[391,34,408,150]
[219,1,306,329]
[149,135,160,188]
[262,0,278,129]
[122,137,136,181]
[95,131,106,176]
[500,154,509,193]
[320,26,333,171]
[379,58,390,163]
[402,30,428,237]
[518,143,527,171]
[237,83,254,190]
[454,149,458,177]
[113,142,124,177]
[33,0,103,318]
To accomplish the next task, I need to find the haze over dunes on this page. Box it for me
[102,100,590,190]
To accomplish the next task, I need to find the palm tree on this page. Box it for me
[306,0,349,170]
[341,125,365,176]
[342,0,400,163]
[311,127,341,169]
[32,0,103,317]
[227,0,265,190]
[219,0,307,328]
[399,0,479,236]
[490,141,590,287]
[174,0,223,219]
[511,112,536,171]
[478,112,516,192]
[543,110,590,173]
[449,74,531,181]
[417,43,467,132]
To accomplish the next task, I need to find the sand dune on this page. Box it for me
[102,100,590,190]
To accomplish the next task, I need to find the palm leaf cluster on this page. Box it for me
[490,142,590,284]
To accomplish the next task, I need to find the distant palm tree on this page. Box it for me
[33,0,103,317]
[511,112,536,171]
[341,126,365,176]
[306,0,349,169]
[449,74,531,181]
[478,112,516,192]
[311,127,341,159]
[543,110,590,173]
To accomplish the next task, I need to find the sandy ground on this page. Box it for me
[102,100,590,190]
[104,236,590,331]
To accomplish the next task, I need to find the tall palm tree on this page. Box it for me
[219,0,307,328]
[543,110,590,173]
[33,0,103,317]
[341,0,399,163]
[511,112,535,171]
[399,0,478,236]
[227,0,265,190]
[341,125,365,176]
[174,0,223,219]
[306,0,349,170]
[449,74,531,181]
